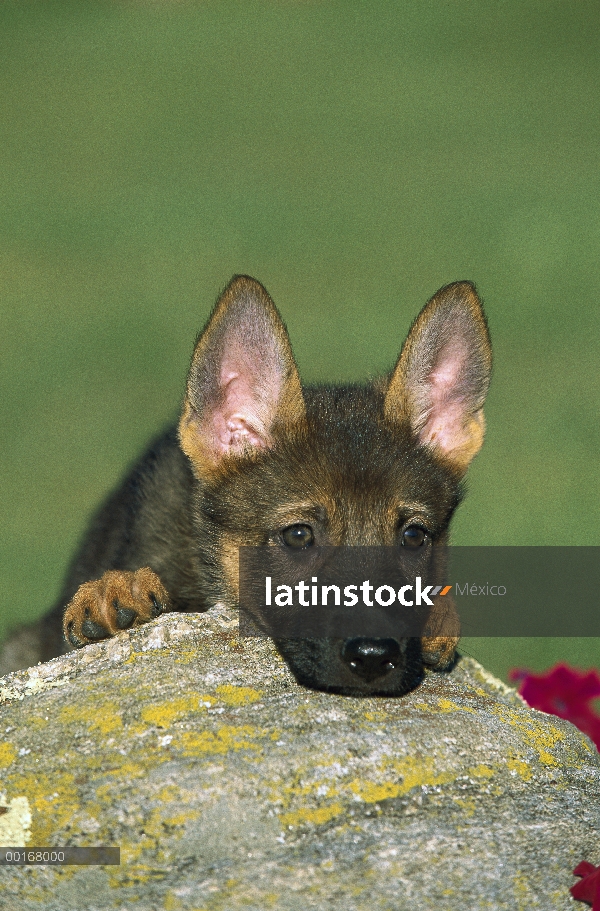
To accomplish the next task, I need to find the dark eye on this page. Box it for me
[401,525,427,548]
[281,524,314,549]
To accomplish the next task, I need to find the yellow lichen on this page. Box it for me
[450,794,478,816]
[349,780,403,803]
[512,871,533,909]
[506,758,532,781]
[122,650,145,665]
[25,715,50,730]
[437,698,476,715]
[363,710,388,722]
[280,802,344,827]
[173,647,203,665]
[469,764,495,779]
[353,755,456,801]
[90,713,123,735]
[411,698,475,715]
[58,701,123,737]
[141,695,206,729]
[0,743,17,769]
[492,705,565,766]
[177,724,263,756]
[156,785,181,803]
[266,749,505,834]
[105,761,147,780]
[214,685,262,706]
[268,751,499,832]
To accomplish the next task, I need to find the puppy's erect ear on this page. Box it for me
[384,281,492,475]
[179,276,306,476]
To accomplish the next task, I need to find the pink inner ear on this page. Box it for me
[418,341,471,453]
[207,342,283,456]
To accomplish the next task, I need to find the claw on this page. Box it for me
[149,594,164,619]
[81,619,110,641]
[115,606,136,629]
[66,621,85,649]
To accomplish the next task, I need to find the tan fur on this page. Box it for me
[220,539,242,606]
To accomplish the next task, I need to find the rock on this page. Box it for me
[0,606,598,910]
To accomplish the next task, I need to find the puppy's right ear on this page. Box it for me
[179,276,305,477]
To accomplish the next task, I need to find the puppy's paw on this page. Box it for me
[63,568,170,648]
[421,635,459,670]
[421,593,460,669]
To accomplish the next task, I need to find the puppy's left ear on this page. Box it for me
[384,281,492,475]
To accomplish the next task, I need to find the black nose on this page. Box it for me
[341,638,402,681]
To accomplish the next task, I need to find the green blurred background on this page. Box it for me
[1,0,599,681]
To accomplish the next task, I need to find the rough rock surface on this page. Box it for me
[0,606,598,910]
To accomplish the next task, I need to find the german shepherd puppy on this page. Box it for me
[0,276,491,695]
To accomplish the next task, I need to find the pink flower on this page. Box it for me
[571,862,600,909]
[508,663,600,749]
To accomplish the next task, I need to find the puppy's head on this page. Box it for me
[179,276,491,696]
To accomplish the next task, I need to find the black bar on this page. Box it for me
[0,847,120,865]
[238,546,600,637]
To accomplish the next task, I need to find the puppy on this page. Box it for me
[0,276,491,695]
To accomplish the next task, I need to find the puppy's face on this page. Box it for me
[180,276,491,696]
[192,383,461,695]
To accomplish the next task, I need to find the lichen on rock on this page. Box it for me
[0,606,598,910]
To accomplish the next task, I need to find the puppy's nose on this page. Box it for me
[341,638,401,681]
